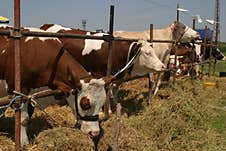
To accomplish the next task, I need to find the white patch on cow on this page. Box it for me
[24,27,61,43]
[0,24,12,28]
[116,30,125,33]
[82,32,105,55]
[45,24,72,33]
[77,78,106,134]
[1,49,5,54]
[181,26,199,42]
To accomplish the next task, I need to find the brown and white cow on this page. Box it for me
[0,25,115,145]
[114,21,200,95]
[40,24,166,77]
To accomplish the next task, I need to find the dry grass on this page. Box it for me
[1,76,226,150]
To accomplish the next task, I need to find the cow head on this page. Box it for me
[211,48,226,61]
[171,21,200,42]
[76,78,110,138]
[132,40,166,75]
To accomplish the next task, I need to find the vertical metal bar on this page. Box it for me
[14,0,21,150]
[212,46,216,76]
[209,45,212,76]
[201,26,207,75]
[104,5,114,118]
[176,4,179,22]
[173,45,178,84]
[149,24,153,43]
[191,21,196,82]
[173,3,179,84]
[192,19,196,30]
[148,24,153,104]
[112,103,121,151]
[107,5,114,76]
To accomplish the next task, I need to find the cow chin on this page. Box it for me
[80,121,100,138]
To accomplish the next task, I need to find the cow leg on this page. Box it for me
[153,72,162,96]
[147,74,153,104]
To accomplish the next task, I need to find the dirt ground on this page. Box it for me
[0,76,226,150]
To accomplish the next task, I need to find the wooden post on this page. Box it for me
[14,0,22,150]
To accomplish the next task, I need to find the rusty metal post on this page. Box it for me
[176,4,179,22]
[107,5,114,75]
[14,0,22,150]
[192,19,196,30]
[209,45,212,76]
[201,26,207,76]
[191,20,196,81]
[147,24,153,104]
[104,4,114,118]
[150,24,153,43]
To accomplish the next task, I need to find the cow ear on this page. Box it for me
[76,82,82,90]
[67,68,75,83]
[102,75,116,87]
[170,22,176,30]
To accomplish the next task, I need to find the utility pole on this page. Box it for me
[82,19,87,30]
[214,0,220,43]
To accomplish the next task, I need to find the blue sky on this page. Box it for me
[0,0,225,42]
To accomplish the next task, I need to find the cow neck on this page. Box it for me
[48,46,92,90]
[126,42,141,74]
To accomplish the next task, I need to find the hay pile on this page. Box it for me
[1,76,226,150]
[27,127,94,151]
[34,105,76,127]
[97,117,153,150]
[0,135,15,151]
[120,77,226,150]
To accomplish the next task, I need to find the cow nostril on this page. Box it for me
[162,65,166,69]
[88,131,100,138]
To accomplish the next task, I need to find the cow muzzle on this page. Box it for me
[80,121,101,138]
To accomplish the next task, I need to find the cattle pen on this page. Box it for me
[0,1,221,151]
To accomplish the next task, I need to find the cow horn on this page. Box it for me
[137,39,146,46]
[103,75,116,87]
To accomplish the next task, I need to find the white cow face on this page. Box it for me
[132,40,166,75]
[77,78,106,138]
[172,22,200,42]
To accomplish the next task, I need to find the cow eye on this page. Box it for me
[80,96,91,110]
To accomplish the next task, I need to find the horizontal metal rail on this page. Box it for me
[1,29,216,46]
[0,89,63,106]
[0,29,176,43]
